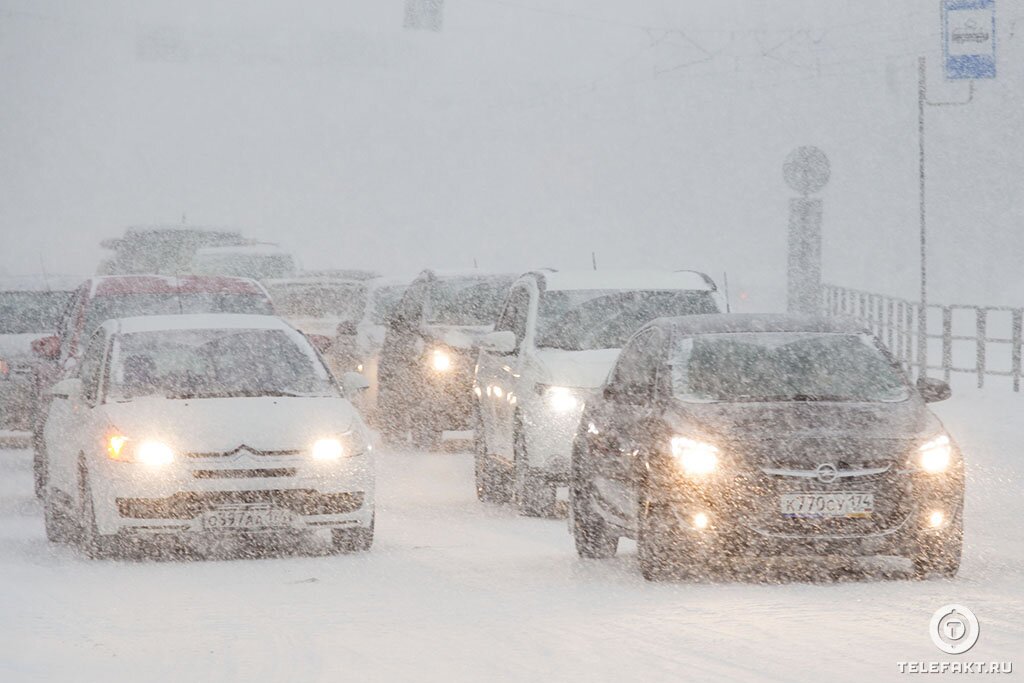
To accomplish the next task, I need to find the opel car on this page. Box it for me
[571,314,964,581]
[39,314,374,558]
[474,270,721,516]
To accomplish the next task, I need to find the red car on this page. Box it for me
[30,275,275,496]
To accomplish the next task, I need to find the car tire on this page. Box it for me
[331,515,374,553]
[43,492,75,544]
[570,439,618,559]
[911,508,963,580]
[513,421,556,518]
[474,409,512,504]
[638,495,701,582]
[77,464,120,560]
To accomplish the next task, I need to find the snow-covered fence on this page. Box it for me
[821,284,1024,392]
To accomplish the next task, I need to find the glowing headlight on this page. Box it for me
[107,434,129,460]
[918,434,952,473]
[430,348,452,372]
[312,437,345,461]
[545,386,580,412]
[670,436,719,476]
[136,440,174,466]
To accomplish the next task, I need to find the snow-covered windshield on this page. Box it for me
[266,282,367,320]
[84,293,273,340]
[0,291,72,334]
[670,332,910,403]
[537,290,718,350]
[107,328,337,401]
[369,285,406,324]
[427,277,514,326]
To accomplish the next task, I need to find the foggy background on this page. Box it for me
[1,0,1021,305]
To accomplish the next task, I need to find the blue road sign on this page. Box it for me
[943,0,996,79]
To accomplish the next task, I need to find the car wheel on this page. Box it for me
[911,509,963,580]
[570,439,618,559]
[43,492,75,544]
[638,495,701,582]
[513,421,556,518]
[331,515,374,553]
[77,465,120,560]
[474,407,512,504]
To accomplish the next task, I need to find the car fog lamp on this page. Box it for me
[431,348,453,373]
[692,512,710,530]
[928,510,945,528]
[670,436,719,476]
[918,434,952,473]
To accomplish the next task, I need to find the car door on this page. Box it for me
[592,328,666,525]
[45,328,108,506]
[378,275,428,408]
[477,284,532,460]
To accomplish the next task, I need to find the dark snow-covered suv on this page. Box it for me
[571,314,964,581]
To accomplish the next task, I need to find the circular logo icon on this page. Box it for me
[815,463,838,483]
[930,605,980,655]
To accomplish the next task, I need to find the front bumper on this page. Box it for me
[88,451,375,537]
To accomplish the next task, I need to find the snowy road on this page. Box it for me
[1,390,1022,682]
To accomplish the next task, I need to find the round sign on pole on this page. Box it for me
[783,146,831,195]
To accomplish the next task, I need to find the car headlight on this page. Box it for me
[311,433,367,461]
[670,436,719,476]
[106,434,174,466]
[430,348,453,373]
[918,434,952,473]
[543,386,580,412]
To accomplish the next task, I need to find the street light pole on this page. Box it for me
[917,56,929,380]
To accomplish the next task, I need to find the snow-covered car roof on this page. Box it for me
[87,274,269,298]
[0,274,83,292]
[532,269,716,292]
[100,313,297,335]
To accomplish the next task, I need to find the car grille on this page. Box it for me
[116,490,364,519]
[728,437,915,537]
[192,468,297,479]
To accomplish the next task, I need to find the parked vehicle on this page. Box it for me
[30,275,275,497]
[39,314,375,558]
[190,244,297,281]
[0,276,80,440]
[97,226,248,275]
[570,314,964,581]
[377,270,515,448]
[474,270,721,515]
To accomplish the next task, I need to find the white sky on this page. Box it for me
[1,0,1021,305]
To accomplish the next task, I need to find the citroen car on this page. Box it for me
[377,270,515,448]
[39,314,374,558]
[474,269,721,516]
[570,314,964,581]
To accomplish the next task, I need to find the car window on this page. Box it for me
[425,277,515,326]
[607,328,664,403]
[493,286,531,347]
[393,279,427,325]
[78,329,108,403]
[83,292,273,341]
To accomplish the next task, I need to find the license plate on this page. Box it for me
[779,492,874,518]
[200,505,293,531]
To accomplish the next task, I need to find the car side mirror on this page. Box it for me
[306,334,333,354]
[48,377,83,400]
[480,330,517,355]
[917,377,951,403]
[340,371,371,395]
[31,335,61,361]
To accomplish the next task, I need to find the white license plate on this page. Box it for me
[200,506,293,531]
[779,492,874,518]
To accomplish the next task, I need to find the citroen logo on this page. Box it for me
[815,463,838,483]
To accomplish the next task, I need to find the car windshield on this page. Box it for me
[670,332,911,403]
[0,291,73,334]
[106,328,337,401]
[267,282,367,320]
[369,285,406,324]
[537,290,719,351]
[84,293,273,340]
[427,277,514,326]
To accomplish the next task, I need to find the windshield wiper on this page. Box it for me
[728,393,857,403]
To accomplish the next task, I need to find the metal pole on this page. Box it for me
[917,56,929,380]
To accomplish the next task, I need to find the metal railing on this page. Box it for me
[821,284,1024,392]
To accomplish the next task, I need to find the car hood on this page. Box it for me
[533,348,621,389]
[667,398,941,466]
[0,333,50,361]
[425,325,493,351]
[102,396,360,454]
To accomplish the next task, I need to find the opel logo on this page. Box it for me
[815,463,838,483]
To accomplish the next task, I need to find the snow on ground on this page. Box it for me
[1,388,1022,682]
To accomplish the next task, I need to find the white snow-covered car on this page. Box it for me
[473,270,721,515]
[39,314,375,558]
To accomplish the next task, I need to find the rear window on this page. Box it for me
[0,291,74,334]
[84,293,273,339]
